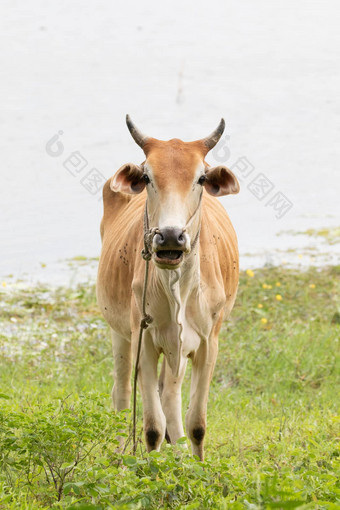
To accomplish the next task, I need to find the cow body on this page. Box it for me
[97,118,239,459]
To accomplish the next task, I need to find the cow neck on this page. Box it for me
[152,215,201,378]
[142,195,202,378]
[154,258,199,377]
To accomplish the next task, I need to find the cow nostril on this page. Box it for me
[154,233,165,247]
[154,228,186,250]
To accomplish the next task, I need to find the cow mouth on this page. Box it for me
[154,250,184,266]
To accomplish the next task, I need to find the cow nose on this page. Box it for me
[153,227,187,251]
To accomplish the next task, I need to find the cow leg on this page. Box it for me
[111,330,132,411]
[158,358,170,442]
[137,333,166,452]
[159,357,187,445]
[185,332,219,461]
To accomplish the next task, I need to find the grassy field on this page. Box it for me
[0,265,339,509]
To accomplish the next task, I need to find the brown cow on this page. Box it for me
[97,116,239,460]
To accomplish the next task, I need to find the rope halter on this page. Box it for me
[141,190,203,261]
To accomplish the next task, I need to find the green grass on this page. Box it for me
[0,266,339,509]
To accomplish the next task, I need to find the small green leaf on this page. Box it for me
[123,455,137,467]
[61,462,75,470]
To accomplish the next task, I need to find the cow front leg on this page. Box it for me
[111,330,132,411]
[186,333,218,461]
[159,357,187,445]
[137,333,166,452]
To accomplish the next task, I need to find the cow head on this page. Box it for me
[110,116,240,269]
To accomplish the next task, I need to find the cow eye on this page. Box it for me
[143,174,150,184]
[198,175,206,185]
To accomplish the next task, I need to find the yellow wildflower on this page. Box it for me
[261,318,268,324]
[275,294,282,301]
[309,284,315,289]
[262,283,268,289]
[246,269,254,277]
[1,281,7,287]
[275,282,281,287]
[298,254,303,259]
[257,304,263,308]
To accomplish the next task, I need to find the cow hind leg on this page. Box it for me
[111,330,132,411]
[159,357,187,445]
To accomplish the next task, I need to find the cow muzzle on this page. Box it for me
[152,227,190,268]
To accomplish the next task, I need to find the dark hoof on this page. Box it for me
[192,426,205,444]
[146,429,160,449]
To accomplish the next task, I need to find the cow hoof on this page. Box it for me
[146,428,160,449]
[192,426,205,445]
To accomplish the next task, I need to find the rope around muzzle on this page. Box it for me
[132,192,203,454]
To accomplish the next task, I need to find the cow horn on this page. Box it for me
[202,118,225,151]
[126,114,149,149]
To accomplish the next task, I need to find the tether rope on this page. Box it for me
[132,192,203,454]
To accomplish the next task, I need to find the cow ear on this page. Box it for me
[204,165,240,197]
[110,163,145,194]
